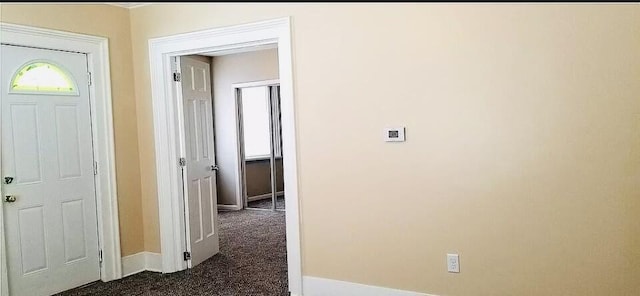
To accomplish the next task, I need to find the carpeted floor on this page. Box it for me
[57,210,287,296]
[247,196,285,210]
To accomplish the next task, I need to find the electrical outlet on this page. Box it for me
[447,253,460,273]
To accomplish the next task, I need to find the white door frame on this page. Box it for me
[148,17,302,295]
[0,23,123,294]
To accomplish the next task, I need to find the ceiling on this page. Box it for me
[105,2,151,9]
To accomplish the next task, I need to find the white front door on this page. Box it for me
[1,45,100,295]
[180,56,220,267]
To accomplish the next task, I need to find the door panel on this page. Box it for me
[200,100,210,160]
[1,45,100,296]
[180,56,220,267]
[61,199,87,262]
[55,105,83,178]
[201,176,215,237]
[10,104,43,184]
[17,206,47,274]
[189,179,203,243]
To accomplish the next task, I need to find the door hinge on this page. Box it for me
[99,250,103,264]
[173,72,181,82]
[88,72,92,86]
[179,157,186,167]
[93,161,98,175]
[183,251,191,261]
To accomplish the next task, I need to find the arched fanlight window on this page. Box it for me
[10,61,78,95]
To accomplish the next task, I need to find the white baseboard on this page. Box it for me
[218,192,285,210]
[121,252,145,277]
[248,191,284,202]
[145,252,162,273]
[121,252,162,277]
[217,204,242,211]
[302,276,437,296]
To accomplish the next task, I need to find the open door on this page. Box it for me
[179,56,220,267]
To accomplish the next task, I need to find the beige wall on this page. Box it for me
[1,3,638,296]
[210,49,280,206]
[130,4,639,295]
[0,4,144,257]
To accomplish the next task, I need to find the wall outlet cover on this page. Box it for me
[447,253,460,273]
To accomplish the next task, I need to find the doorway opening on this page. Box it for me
[148,18,302,295]
[235,80,285,211]
[174,45,287,293]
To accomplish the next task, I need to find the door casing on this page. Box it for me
[148,17,302,295]
[0,23,122,296]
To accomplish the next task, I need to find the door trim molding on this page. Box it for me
[148,17,303,295]
[0,22,122,292]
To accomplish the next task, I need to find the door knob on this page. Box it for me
[4,177,13,184]
[209,165,219,171]
[4,195,17,203]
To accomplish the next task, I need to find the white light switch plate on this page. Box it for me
[447,254,460,273]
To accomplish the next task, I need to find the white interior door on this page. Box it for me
[1,45,100,295]
[180,56,220,267]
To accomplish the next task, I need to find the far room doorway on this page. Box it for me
[175,46,288,294]
[236,80,285,211]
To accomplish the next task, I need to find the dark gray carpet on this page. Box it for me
[247,196,285,210]
[57,210,287,296]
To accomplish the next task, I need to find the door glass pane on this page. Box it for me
[10,61,78,95]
